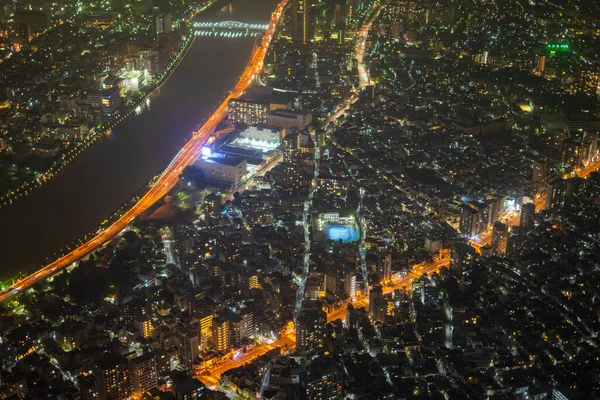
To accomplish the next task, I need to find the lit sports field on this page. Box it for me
[326,225,359,243]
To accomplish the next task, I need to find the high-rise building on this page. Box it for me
[282,132,298,163]
[450,243,477,275]
[531,158,549,185]
[292,0,313,42]
[561,138,582,167]
[297,132,315,157]
[94,353,132,400]
[507,230,529,260]
[230,310,254,346]
[344,272,357,299]
[368,286,386,323]
[239,309,255,340]
[154,350,172,376]
[202,193,221,223]
[345,303,360,329]
[370,299,387,323]
[545,178,568,210]
[78,374,100,400]
[178,324,200,373]
[566,177,584,204]
[368,285,383,309]
[129,353,157,396]
[325,270,342,299]
[248,275,260,290]
[171,372,206,400]
[477,201,493,235]
[536,55,546,75]
[153,32,179,76]
[296,300,326,356]
[459,198,503,239]
[228,98,269,125]
[282,131,316,163]
[212,316,231,352]
[377,252,392,282]
[304,359,344,400]
[218,263,239,287]
[229,314,243,347]
[333,3,348,43]
[155,12,172,35]
[520,202,536,231]
[412,277,424,302]
[491,222,509,257]
[87,87,121,121]
[424,284,439,305]
[134,315,154,339]
[459,204,480,238]
[239,271,261,297]
[582,132,599,162]
[198,311,213,350]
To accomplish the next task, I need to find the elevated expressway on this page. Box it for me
[0,0,289,303]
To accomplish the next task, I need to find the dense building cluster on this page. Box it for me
[0,0,207,197]
[1,0,600,398]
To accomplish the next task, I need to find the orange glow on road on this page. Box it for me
[196,254,449,386]
[0,0,289,303]
[575,159,600,179]
[197,333,296,387]
[194,160,600,385]
[325,254,449,324]
[470,159,599,250]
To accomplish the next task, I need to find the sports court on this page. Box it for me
[325,224,359,243]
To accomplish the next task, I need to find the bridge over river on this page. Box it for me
[192,20,269,30]
[192,20,269,37]
[0,0,279,282]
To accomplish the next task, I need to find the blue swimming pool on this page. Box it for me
[326,224,359,243]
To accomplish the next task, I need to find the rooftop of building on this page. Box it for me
[268,109,311,117]
[200,154,246,167]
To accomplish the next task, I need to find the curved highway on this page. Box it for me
[0,0,289,303]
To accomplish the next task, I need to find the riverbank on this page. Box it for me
[0,1,223,211]
[0,0,278,289]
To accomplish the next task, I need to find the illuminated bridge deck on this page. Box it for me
[193,30,262,37]
[192,20,269,30]
[192,20,269,37]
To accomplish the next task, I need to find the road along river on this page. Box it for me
[0,0,278,281]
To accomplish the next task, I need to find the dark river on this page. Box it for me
[0,0,278,280]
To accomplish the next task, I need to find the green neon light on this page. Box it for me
[546,43,570,52]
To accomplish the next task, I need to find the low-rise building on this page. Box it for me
[194,156,247,186]
[239,124,286,145]
[267,109,312,130]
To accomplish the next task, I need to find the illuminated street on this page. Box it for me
[0,0,289,303]
[196,252,449,387]
[2,0,600,398]
[473,158,600,248]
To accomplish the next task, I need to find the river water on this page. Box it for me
[0,0,278,280]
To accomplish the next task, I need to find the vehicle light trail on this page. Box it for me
[0,0,289,303]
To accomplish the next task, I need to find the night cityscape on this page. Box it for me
[0,0,599,398]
